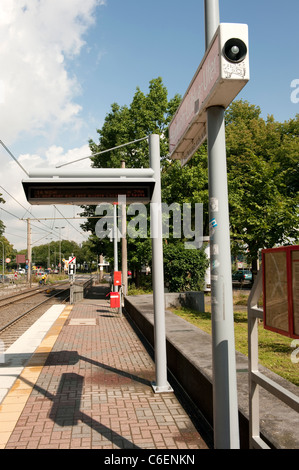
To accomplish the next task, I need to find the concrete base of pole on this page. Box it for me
[151,382,173,394]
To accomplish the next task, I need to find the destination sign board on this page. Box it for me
[22,178,155,204]
[169,23,249,165]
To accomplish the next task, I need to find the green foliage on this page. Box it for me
[0,192,6,236]
[0,236,15,263]
[163,242,209,292]
[81,77,182,275]
[19,239,91,268]
[226,101,299,266]
[80,79,298,287]
[161,143,209,234]
[89,77,180,169]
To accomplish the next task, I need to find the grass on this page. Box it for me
[170,291,299,387]
[128,284,153,296]
[31,273,69,284]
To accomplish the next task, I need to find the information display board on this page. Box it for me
[22,178,155,204]
[262,245,299,339]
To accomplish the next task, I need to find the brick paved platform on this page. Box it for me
[0,287,209,450]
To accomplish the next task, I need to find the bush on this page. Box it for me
[163,242,208,292]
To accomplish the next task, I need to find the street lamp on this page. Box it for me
[55,227,65,273]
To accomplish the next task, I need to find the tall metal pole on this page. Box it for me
[27,218,31,287]
[121,161,128,296]
[204,0,240,449]
[149,134,172,393]
[55,226,65,273]
[113,203,118,292]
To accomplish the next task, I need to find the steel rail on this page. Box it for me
[0,281,69,308]
[0,287,70,334]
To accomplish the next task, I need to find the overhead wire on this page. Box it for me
[0,140,29,176]
[54,205,89,239]
[56,135,149,168]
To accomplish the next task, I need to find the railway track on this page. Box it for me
[0,283,70,350]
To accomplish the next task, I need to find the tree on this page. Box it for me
[161,143,209,236]
[0,236,15,266]
[82,78,299,285]
[81,78,182,277]
[0,192,6,236]
[24,240,84,269]
[161,99,298,272]
[88,77,180,169]
[225,101,299,270]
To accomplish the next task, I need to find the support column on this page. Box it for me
[121,160,128,296]
[113,202,118,292]
[27,218,31,287]
[205,0,240,449]
[149,134,173,393]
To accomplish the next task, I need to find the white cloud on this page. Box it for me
[0,144,93,250]
[0,0,106,144]
[0,0,107,251]
[19,143,93,171]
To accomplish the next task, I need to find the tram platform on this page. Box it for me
[0,285,209,450]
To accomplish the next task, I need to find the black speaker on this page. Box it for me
[223,38,247,63]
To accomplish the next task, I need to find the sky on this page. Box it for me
[0,0,298,255]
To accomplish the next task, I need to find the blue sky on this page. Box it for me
[0,0,298,251]
[79,0,298,139]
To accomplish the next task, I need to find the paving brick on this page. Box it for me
[1,291,209,449]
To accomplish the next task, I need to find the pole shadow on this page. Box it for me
[20,373,140,449]
[44,350,151,387]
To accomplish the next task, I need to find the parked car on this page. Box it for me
[232,269,252,283]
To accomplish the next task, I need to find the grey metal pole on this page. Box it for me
[113,203,118,292]
[204,0,220,48]
[149,134,172,393]
[204,0,240,449]
[121,161,128,297]
[27,218,31,287]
